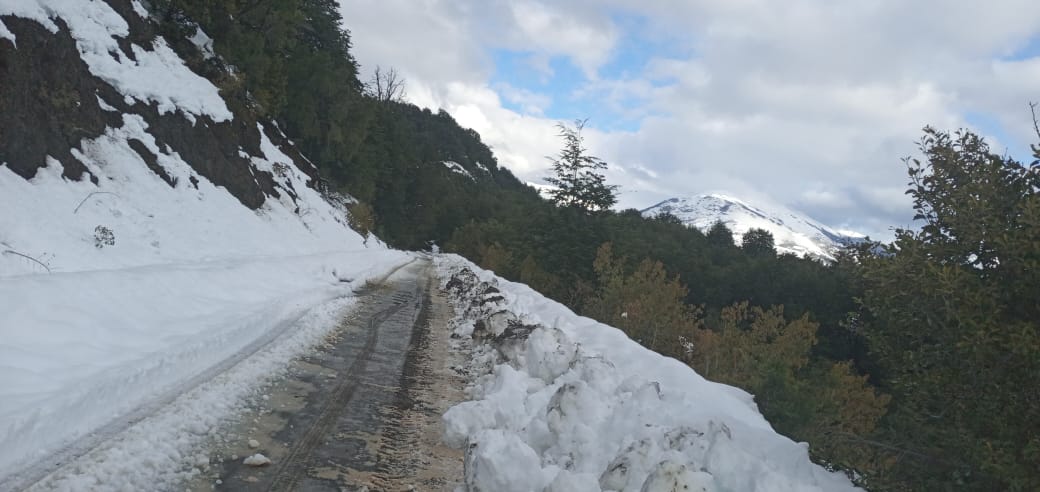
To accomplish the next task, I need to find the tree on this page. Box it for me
[742,227,775,256]
[367,65,405,103]
[585,243,701,355]
[544,120,619,212]
[705,220,735,247]
[347,201,376,245]
[689,303,890,482]
[859,127,1040,490]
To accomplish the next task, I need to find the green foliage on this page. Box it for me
[858,127,1040,490]
[585,243,702,355]
[346,201,375,244]
[544,120,619,212]
[478,242,515,277]
[706,220,735,248]
[741,228,775,256]
[689,303,890,483]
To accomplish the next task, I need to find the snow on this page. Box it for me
[437,255,861,492]
[0,17,14,45]
[20,294,375,491]
[242,454,271,467]
[443,160,475,180]
[642,193,864,261]
[129,0,148,19]
[0,0,231,123]
[0,91,410,487]
[187,25,216,59]
[95,94,117,112]
[526,181,557,200]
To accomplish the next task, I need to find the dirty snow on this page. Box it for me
[0,0,231,122]
[437,255,861,492]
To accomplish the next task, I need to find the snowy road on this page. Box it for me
[181,259,465,491]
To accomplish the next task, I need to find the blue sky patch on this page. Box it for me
[489,10,687,132]
[964,111,1034,163]
[1003,35,1040,61]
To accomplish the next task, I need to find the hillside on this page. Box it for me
[642,194,865,261]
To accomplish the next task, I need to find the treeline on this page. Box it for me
[148,1,1038,489]
[153,0,537,250]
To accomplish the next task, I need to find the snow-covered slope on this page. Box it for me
[0,1,411,488]
[642,194,864,260]
[526,181,557,200]
[437,255,860,491]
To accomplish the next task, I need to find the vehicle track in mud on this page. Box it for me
[188,259,466,492]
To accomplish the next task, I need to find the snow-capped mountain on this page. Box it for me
[641,194,865,261]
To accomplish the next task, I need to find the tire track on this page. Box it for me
[266,283,421,491]
[187,259,464,492]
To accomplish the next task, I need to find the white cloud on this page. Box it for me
[337,0,1040,239]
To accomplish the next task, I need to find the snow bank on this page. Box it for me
[436,255,860,492]
[0,0,231,122]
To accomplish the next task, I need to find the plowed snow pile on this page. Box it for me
[437,254,860,492]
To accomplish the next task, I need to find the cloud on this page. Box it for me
[337,0,1040,239]
[494,82,553,116]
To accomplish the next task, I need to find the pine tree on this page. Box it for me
[706,220,735,247]
[545,120,619,212]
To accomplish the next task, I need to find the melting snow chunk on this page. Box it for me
[243,454,271,467]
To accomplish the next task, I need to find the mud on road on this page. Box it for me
[186,260,466,491]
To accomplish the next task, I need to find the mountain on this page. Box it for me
[641,194,865,261]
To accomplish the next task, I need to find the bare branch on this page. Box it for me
[1030,102,1040,141]
[74,192,119,214]
[2,249,52,273]
[367,66,406,103]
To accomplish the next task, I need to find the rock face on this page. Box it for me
[641,194,865,261]
[0,0,319,210]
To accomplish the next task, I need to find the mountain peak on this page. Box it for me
[641,194,863,261]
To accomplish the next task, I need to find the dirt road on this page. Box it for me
[187,259,466,491]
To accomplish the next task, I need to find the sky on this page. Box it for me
[336,0,1040,239]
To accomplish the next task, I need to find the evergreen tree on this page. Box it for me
[706,220,735,247]
[741,228,776,256]
[545,120,619,212]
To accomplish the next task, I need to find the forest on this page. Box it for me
[152,1,1039,489]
